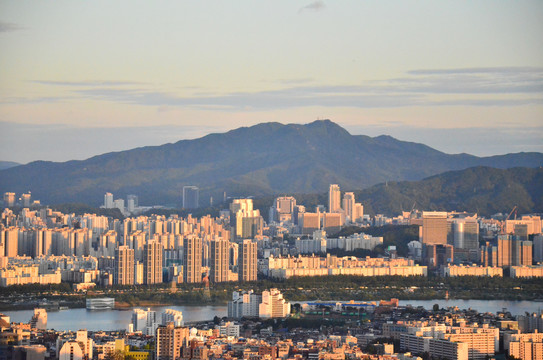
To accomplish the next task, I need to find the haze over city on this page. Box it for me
[1,1,542,163]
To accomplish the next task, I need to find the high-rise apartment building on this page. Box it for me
[230,199,263,239]
[114,245,134,285]
[497,235,533,267]
[144,240,163,285]
[239,239,257,282]
[104,193,114,209]
[127,194,138,213]
[3,192,15,207]
[342,192,355,222]
[328,184,341,213]
[21,193,31,207]
[183,235,202,283]
[156,323,190,360]
[182,186,199,209]
[210,238,229,283]
[421,212,448,245]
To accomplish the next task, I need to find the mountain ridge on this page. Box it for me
[0,120,541,206]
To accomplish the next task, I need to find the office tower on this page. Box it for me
[104,193,114,209]
[421,212,448,245]
[183,235,202,283]
[127,194,138,213]
[21,193,31,207]
[270,196,296,223]
[328,184,341,213]
[182,186,199,209]
[322,213,342,233]
[156,323,189,360]
[115,245,135,285]
[299,212,320,235]
[210,238,229,283]
[144,240,163,285]
[534,235,543,263]
[239,239,257,282]
[342,192,355,222]
[450,219,479,250]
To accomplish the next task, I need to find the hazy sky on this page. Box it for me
[1,1,542,163]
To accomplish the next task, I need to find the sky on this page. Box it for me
[0,0,542,164]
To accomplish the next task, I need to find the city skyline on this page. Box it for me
[1,1,542,163]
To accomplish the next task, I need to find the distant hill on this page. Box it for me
[354,166,543,216]
[254,166,543,217]
[0,120,541,206]
[0,161,20,170]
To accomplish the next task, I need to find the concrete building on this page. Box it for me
[421,212,448,245]
[328,184,341,213]
[182,186,199,209]
[443,265,503,277]
[104,193,114,209]
[183,235,202,283]
[259,288,291,319]
[144,240,162,285]
[156,323,190,360]
[3,192,15,207]
[239,239,257,282]
[342,192,355,222]
[210,238,229,283]
[114,245,134,285]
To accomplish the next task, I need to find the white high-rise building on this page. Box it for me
[328,184,341,213]
[161,309,184,327]
[131,308,158,335]
[104,193,114,209]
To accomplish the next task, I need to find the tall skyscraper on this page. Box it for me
[182,186,199,209]
[144,240,163,285]
[342,192,355,221]
[115,245,135,285]
[104,192,114,209]
[21,193,31,207]
[421,211,448,245]
[239,239,257,282]
[210,238,229,283]
[328,184,341,213]
[183,235,202,283]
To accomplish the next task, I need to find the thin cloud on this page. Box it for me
[298,1,325,14]
[29,66,543,110]
[0,22,25,33]
[31,80,144,87]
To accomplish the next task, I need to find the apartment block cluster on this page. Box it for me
[2,185,543,289]
[410,211,543,278]
[268,185,366,235]
[0,198,265,288]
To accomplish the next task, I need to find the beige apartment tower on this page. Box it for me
[210,238,229,283]
[328,184,341,213]
[239,239,257,282]
[114,245,135,285]
[144,240,163,285]
[183,235,202,283]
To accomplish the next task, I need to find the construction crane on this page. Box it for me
[501,205,518,234]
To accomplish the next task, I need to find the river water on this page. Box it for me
[2,300,542,332]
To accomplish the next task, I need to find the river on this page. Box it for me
[3,300,542,332]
